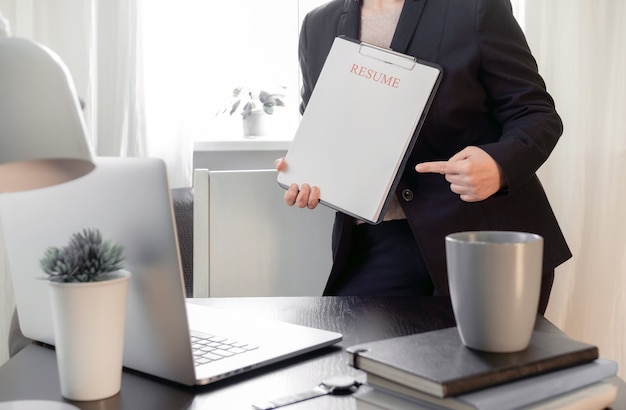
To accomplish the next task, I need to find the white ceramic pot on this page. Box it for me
[242,110,271,137]
[48,270,131,401]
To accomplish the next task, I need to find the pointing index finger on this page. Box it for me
[415,161,448,175]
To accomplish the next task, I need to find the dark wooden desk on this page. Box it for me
[1,296,623,409]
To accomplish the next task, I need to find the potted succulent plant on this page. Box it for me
[219,85,287,137]
[40,228,130,401]
[41,228,125,282]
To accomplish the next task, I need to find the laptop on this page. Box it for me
[0,156,342,386]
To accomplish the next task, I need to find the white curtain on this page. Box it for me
[0,0,151,180]
[523,1,626,378]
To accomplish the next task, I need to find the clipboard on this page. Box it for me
[278,36,441,224]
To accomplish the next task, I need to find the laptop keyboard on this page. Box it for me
[191,331,259,366]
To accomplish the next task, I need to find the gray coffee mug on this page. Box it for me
[446,231,544,353]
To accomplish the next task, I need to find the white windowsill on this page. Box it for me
[193,138,292,152]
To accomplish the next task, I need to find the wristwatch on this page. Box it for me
[252,375,361,409]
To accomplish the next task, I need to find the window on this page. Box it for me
[141,1,328,141]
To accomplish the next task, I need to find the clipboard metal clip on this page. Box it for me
[358,42,417,71]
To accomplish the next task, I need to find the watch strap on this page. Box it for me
[252,385,330,410]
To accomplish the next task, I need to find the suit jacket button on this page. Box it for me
[401,189,414,201]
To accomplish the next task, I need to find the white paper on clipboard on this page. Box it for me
[278,36,441,224]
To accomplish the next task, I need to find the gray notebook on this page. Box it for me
[1,157,341,386]
[278,36,441,224]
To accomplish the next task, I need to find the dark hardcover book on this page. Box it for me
[346,327,599,398]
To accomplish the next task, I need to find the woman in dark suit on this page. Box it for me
[276,0,571,314]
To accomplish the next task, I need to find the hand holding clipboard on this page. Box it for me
[275,157,322,210]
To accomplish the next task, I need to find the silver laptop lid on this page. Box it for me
[1,157,197,385]
[1,157,341,386]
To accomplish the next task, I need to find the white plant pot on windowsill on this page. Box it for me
[242,110,278,138]
[48,270,131,401]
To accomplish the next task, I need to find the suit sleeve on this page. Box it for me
[298,13,312,116]
[474,0,563,193]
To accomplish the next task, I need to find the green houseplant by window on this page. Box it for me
[224,86,286,119]
[218,86,287,137]
[41,228,131,401]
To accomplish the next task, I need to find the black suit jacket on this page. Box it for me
[298,0,572,294]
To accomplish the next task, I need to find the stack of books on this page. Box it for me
[347,327,618,409]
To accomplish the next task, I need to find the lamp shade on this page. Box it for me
[0,37,94,193]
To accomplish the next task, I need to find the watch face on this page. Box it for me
[321,375,360,394]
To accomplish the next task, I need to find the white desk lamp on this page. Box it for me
[0,37,94,192]
[0,39,95,404]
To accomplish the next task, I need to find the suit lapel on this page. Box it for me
[337,0,361,39]
[391,0,428,53]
